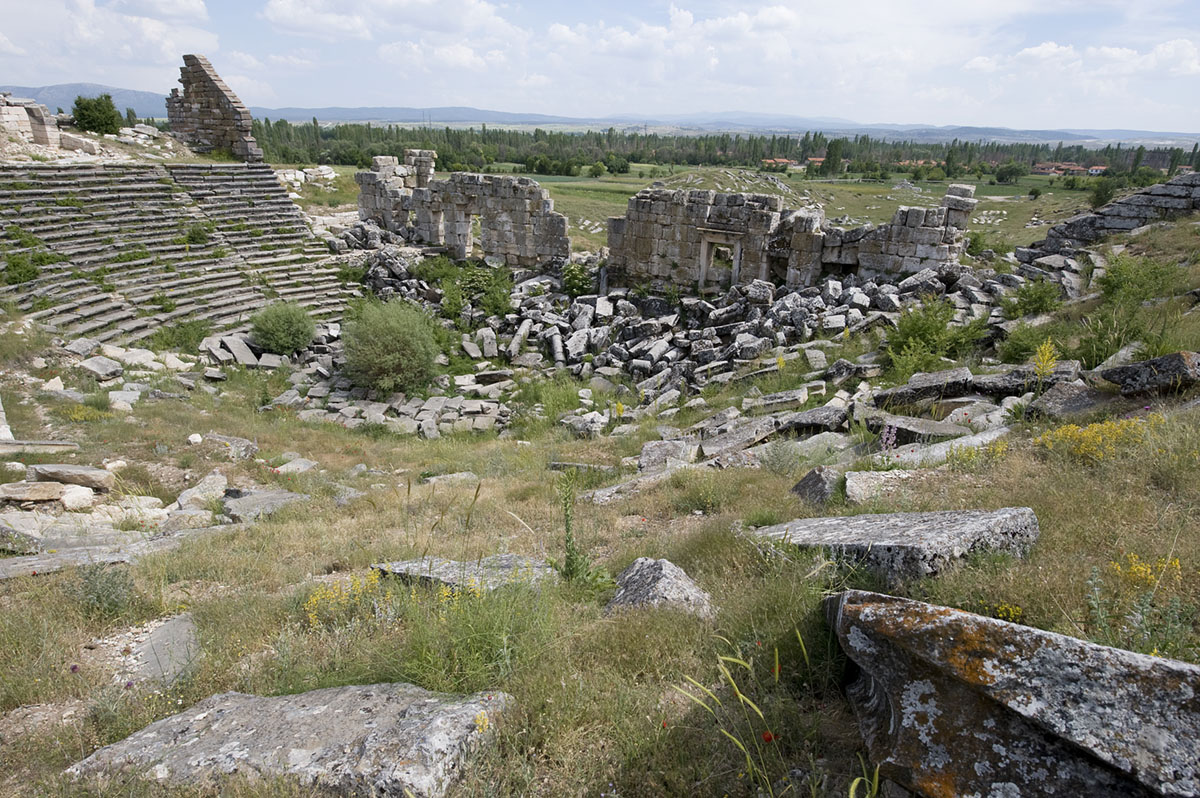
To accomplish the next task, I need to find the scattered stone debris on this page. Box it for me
[67,683,511,797]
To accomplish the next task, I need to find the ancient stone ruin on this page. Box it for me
[166,55,263,163]
[606,184,977,290]
[356,153,570,267]
[0,92,60,148]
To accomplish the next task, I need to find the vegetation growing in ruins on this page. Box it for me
[71,93,123,136]
[883,299,987,381]
[143,319,212,353]
[1000,279,1062,319]
[250,302,316,355]
[342,299,441,393]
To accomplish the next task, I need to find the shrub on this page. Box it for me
[1034,415,1161,463]
[342,300,440,394]
[184,223,210,246]
[144,319,212,352]
[884,300,986,381]
[562,261,593,298]
[1097,255,1185,305]
[1001,279,1061,319]
[72,94,122,135]
[3,253,38,285]
[70,564,139,619]
[250,302,315,354]
[1089,177,1117,209]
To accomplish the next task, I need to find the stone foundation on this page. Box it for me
[356,152,570,267]
[607,184,977,290]
[166,55,262,163]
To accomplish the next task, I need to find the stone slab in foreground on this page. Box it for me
[751,507,1038,582]
[825,590,1200,797]
[373,554,555,592]
[68,683,510,798]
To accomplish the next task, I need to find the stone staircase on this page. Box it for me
[0,162,357,344]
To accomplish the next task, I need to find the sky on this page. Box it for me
[2,0,1199,131]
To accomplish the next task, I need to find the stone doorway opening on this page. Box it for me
[698,231,743,293]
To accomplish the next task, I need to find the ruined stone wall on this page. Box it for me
[1017,171,1200,262]
[166,55,262,163]
[607,183,977,289]
[1,93,60,148]
[357,152,570,267]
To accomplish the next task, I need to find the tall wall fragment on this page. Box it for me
[357,152,570,267]
[607,184,978,290]
[1,93,60,148]
[166,55,263,163]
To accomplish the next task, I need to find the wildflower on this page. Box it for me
[124,680,134,689]
[762,731,776,743]
[70,664,79,673]
[473,709,490,734]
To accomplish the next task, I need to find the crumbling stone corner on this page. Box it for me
[166,54,263,163]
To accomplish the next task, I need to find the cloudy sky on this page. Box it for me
[2,0,1199,130]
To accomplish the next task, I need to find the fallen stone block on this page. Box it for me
[26,464,116,492]
[790,465,842,505]
[132,613,200,685]
[776,405,847,433]
[66,683,510,798]
[373,554,555,592]
[78,356,123,381]
[751,507,1039,583]
[420,471,479,486]
[886,426,1011,468]
[222,490,308,523]
[863,411,971,445]
[275,457,318,474]
[0,481,66,502]
[606,557,714,619]
[175,471,227,510]
[1030,380,1117,420]
[638,439,698,471]
[1101,351,1200,395]
[205,433,258,460]
[844,470,913,505]
[825,589,1200,797]
[872,367,974,407]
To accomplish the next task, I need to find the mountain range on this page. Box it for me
[3,82,1197,147]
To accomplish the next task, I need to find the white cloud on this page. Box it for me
[0,31,26,56]
[268,51,316,68]
[261,0,371,40]
[112,0,208,22]
[223,73,277,104]
[226,51,265,70]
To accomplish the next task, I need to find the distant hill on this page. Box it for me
[0,83,167,118]
[4,82,1197,146]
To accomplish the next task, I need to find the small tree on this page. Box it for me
[342,300,440,394]
[72,94,122,135]
[249,302,315,355]
[1029,187,1042,199]
[1089,178,1117,209]
[125,107,137,127]
[588,161,607,178]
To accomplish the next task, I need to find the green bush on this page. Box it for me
[1097,255,1185,305]
[996,322,1055,363]
[884,300,987,381]
[562,261,593,298]
[250,301,315,354]
[3,253,38,285]
[342,300,440,394]
[72,94,122,135]
[184,223,210,245]
[1001,279,1062,319]
[1089,178,1117,209]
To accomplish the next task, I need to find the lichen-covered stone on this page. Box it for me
[825,589,1200,797]
[872,367,974,407]
[605,557,715,618]
[1101,351,1200,395]
[752,507,1038,583]
[67,683,510,797]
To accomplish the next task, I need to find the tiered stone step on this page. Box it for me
[1,162,349,344]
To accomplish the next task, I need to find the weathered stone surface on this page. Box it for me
[972,361,1081,397]
[790,465,842,505]
[605,558,715,619]
[1101,351,1200,395]
[275,457,318,474]
[222,490,308,522]
[175,471,227,510]
[752,508,1039,583]
[67,683,509,797]
[206,433,258,460]
[777,405,848,433]
[863,411,971,445]
[872,367,974,407]
[26,464,116,492]
[373,555,554,592]
[78,356,123,380]
[825,589,1200,797]
[887,426,1011,468]
[60,484,96,511]
[133,613,200,685]
[0,481,65,502]
[421,471,479,486]
[638,439,698,471]
[844,470,913,505]
[0,523,40,554]
[1030,380,1116,420]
